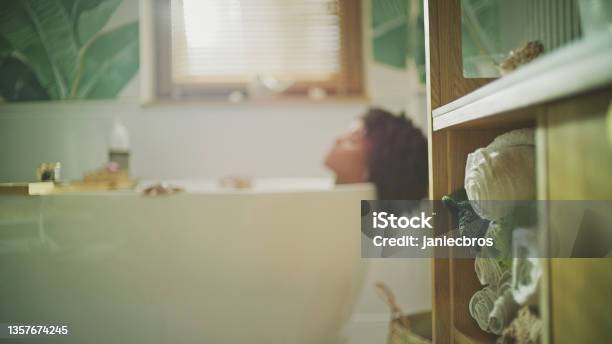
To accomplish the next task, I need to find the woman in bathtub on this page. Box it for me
[145,108,428,198]
[324,107,428,200]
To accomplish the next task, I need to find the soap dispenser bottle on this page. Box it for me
[108,117,130,171]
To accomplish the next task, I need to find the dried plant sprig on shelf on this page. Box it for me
[497,306,542,344]
[498,41,545,75]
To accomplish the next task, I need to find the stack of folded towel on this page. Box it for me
[465,128,540,336]
[470,260,518,335]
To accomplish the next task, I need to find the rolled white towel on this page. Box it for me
[469,285,497,331]
[488,128,535,150]
[497,270,512,291]
[465,145,535,220]
[512,257,542,305]
[474,256,504,287]
[511,229,542,305]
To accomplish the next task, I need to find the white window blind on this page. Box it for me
[170,0,342,84]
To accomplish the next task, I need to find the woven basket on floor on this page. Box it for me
[376,282,433,344]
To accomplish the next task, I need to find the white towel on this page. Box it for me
[488,287,520,335]
[474,256,504,287]
[469,285,497,331]
[511,229,542,305]
[488,128,535,150]
[465,128,536,220]
[511,258,542,305]
[469,271,514,334]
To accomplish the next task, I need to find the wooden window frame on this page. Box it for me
[149,0,363,100]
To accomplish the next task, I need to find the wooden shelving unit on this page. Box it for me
[424,1,612,343]
[432,32,612,131]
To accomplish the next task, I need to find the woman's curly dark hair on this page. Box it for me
[362,108,428,200]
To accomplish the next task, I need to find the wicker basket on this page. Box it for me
[376,282,433,344]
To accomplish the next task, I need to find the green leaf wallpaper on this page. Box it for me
[371,0,408,69]
[0,0,138,102]
[371,0,426,84]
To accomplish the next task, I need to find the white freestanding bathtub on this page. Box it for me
[0,179,375,344]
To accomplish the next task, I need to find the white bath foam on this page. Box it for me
[138,177,338,193]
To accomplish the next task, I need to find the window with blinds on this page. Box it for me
[155,0,363,98]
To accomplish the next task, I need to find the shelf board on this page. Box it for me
[432,32,612,131]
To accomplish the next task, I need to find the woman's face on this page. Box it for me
[324,121,371,184]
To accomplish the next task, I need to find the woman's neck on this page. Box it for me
[335,173,366,184]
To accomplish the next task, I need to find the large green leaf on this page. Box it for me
[25,0,80,84]
[0,57,50,101]
[0,2,59,98]
[73,21,138,99]
[77,0,122,46]
[371,0,408,68]
[59,0,103,22]
[407,0,425,84]
[59,0,123,46]
[0,0,80,99]
[0,35,12,58]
